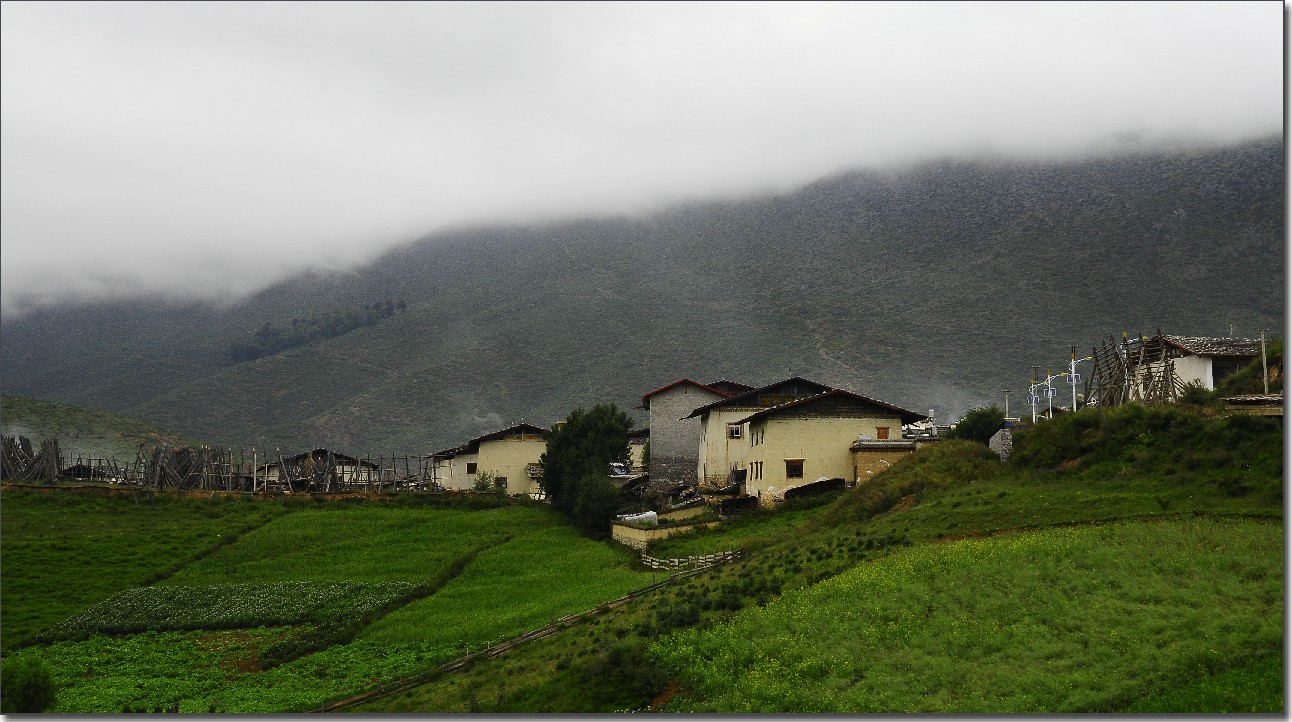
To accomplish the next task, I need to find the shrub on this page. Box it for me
[947,405,1006,445]
[1,655,57,713]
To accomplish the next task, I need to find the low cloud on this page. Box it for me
[1,2,1282,317]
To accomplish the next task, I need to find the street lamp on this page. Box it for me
[1032,370,1066,420]
[1067,345,1093,412]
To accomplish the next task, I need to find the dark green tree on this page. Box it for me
[539,404,633,533]
[947,405,1006,445]
[573,473,623,538]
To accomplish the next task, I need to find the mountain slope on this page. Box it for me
[0,137,1283,454]
[0,395,205,463]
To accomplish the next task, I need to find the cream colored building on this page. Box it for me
[726,389,926,505]
[628,427,649,472]
[687,376,833,490]
[430,423,548,496]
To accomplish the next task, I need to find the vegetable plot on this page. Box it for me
[40,581,418,641]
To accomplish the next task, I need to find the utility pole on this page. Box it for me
[1030,366,1041,424]
[1046,369,1055,419]
[1003,389,1010,419]
[1260,329,1269,395]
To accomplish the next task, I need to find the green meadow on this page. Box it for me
[1,402,1283,713]
[653,518,1282,713]
[0,494,651,712]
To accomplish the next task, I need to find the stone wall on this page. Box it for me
[852,440,917,485]
[989,427,1013,462]
[647,385,724,486]
[611,520,720,550]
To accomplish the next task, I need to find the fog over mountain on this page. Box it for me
[0,2,1282,317]
[1,137,1282,451]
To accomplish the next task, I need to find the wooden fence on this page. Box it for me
[640,548,741,571]
[0,434,443,494]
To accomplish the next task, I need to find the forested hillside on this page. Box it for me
[0,137,1282,453]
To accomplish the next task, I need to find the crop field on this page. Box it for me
[361,522,652,646]
[1,491,653,712]
[0,490,286,650]
[652,518,1283,713]
[39,581,419,642]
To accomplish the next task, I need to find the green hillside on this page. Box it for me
[1,137,1283,454]
[354,404,1283,713]
[0,402,1281,712]
[0,395,205,464]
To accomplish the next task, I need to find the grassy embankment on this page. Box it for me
[355,403,1282,713]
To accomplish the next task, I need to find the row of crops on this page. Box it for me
[40,581,420,641]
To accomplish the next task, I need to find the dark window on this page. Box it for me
[785,460,804,479]
[733,468,748,482]
[1213,359,1244,385]
[466,462,477,474]
[495,476,507,488]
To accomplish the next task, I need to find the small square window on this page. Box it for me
[466,462,478,475]
[876,427,890,440]
[785,460,804,479]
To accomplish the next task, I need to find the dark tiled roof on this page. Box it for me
[431,423,547,458]
[640,378,736,409]
[280,448,377,467]
[1223,394,1283,404]
[682,376,835,419]
[731,389,929,426]
[1161,335,1262,357]
[706,380,755,395]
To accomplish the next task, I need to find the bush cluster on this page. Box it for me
[1,655,57,713]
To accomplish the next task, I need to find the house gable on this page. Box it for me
[685,376,834,420]
[735,389,928,426]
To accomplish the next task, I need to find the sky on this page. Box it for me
[0,1,1283,316]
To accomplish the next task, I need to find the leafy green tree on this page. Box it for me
[1178,381,1220,409]
[1,654,57,713]
[947,405,1006,445]
[573,473,623,538]
[540,404,633,533]
[472,469,500,493]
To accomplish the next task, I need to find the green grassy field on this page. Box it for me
[652,518,1282,713]
[0,493,652,712]
[351,404,1283,713]
[0,492,285,651]
[1,403,1283,713]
